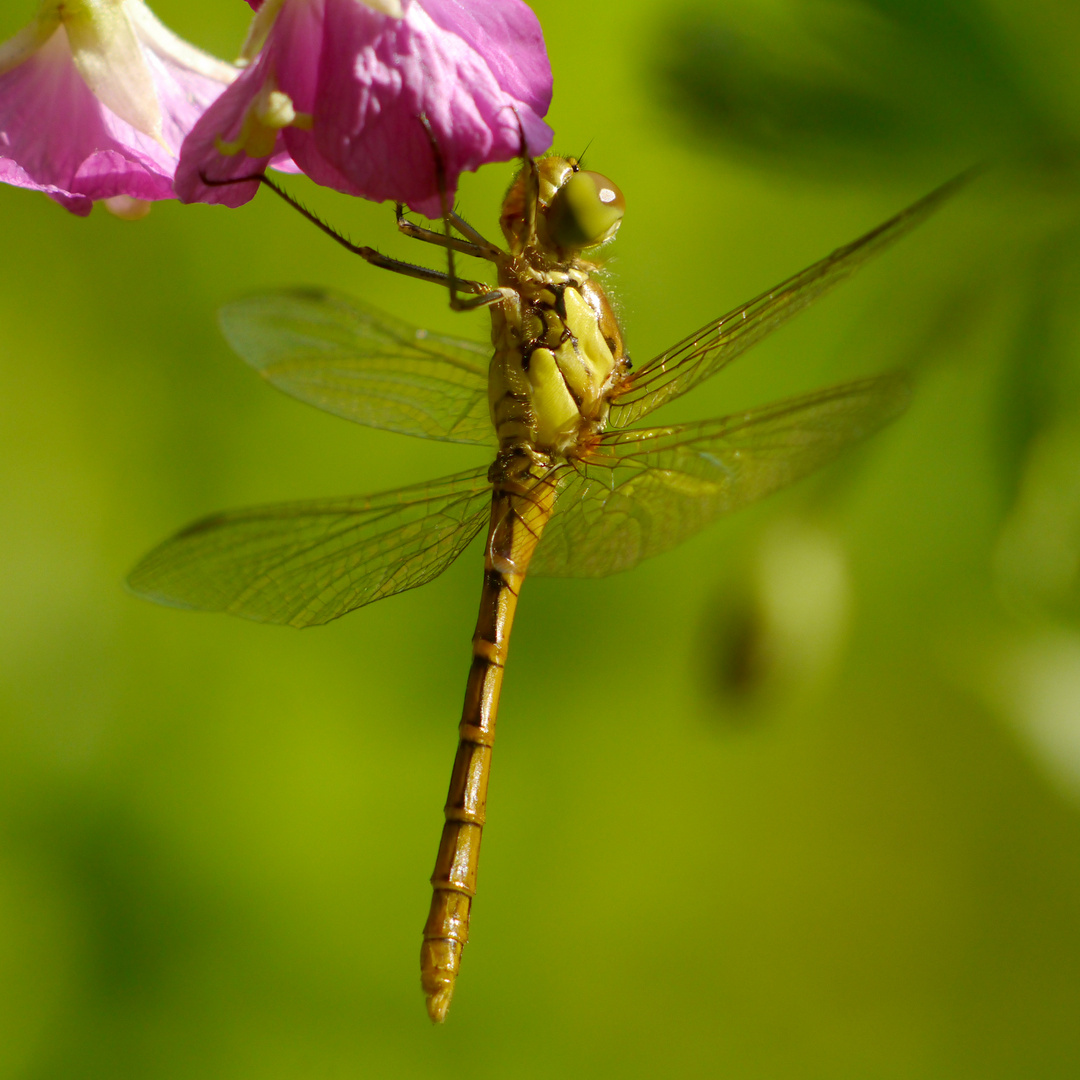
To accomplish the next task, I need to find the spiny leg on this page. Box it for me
[199,170,501,298]
[448,212,506,258]
[394,205,506,262]
[394,206,491,258]
[416,115,512,313]
[395,114,509,263]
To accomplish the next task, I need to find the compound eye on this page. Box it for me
[582,172,625,215]
[547,170,626,251]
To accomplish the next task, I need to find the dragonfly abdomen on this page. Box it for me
[420,462,557,1022]
[420,572,512,1023]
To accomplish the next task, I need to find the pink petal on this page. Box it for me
[181,0,554,217]
[0,29,175,213]
[135,10,240,158]
[312,0,553,217]
[271,0,367,194]
[0,157,92,215]
[177,1,340,205]
[174,49,279,205]
[420,0,552,121]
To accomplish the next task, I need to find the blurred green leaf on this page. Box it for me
[655,0,1052,175]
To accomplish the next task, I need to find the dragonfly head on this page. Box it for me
[501,156,625,258]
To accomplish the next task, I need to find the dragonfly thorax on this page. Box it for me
[489,272,628,456]
[490,158,630,457]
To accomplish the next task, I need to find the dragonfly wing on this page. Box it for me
[531,373,909,577]
[609,173,969,428]
[220,288,494,445]
[129,466,493,627]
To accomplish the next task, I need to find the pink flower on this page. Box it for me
[178,0,553,219]
[0,0,238,216]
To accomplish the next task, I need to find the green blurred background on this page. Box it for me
[2,0,1080,1075]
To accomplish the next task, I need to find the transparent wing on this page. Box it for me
[609,173,969,428]
[220,288,494,444]
[531,374,909,577]
[129,467,493,627]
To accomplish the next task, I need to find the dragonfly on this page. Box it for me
[129,155,965,1022]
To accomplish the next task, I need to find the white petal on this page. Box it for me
[64,0,163,143]
[358,0,405,17]
[239,0,288,64]
[126,0,237,85]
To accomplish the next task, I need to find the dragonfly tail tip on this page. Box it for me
[425,986,454,1024]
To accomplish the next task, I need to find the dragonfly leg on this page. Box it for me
[201,171,496,296]
[415,115,496,313]
[448,212,507,259]
[394,205,506,263]
[448,287,517,312]
[394,205,492,259]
